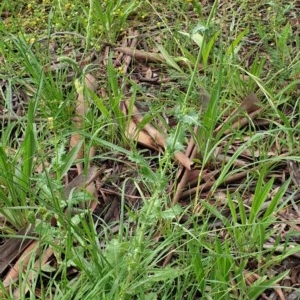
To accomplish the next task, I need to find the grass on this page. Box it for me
[0,0,300,299]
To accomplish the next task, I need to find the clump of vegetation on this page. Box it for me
[0,0,299,299]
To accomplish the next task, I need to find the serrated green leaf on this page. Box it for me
[182,111,199,125]
[161,205,183,219]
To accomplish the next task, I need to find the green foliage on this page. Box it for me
[0,0,299,298]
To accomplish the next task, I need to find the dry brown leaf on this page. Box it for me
[85,168,101,213]
[180,168,256,199]
[114,47,165,64]
[162,246,176,267]
[13,246,54,299]
[123,100,193,169]
[227,107,263,134]
[0,11,12,18]
[69,74,99,174]
[115,46,202,70]
[287,160,300,187]
[3,241,40,291]
[125,118,160,151]
[274,286,286,300]
[114,35,129,67]
[215,93,262,135]
[144,68,153,80]
[5,167,101,295]
[263,243,300,259]
[63,166,101,199]
[243,270,260,285]
[215,153,249,167]
[120,29,138,74]
[0,225,36,274]
[172,144,198,205]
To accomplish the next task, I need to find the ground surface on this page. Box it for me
[0,0,300,299]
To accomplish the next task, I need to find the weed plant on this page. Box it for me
[0,0,299,299]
